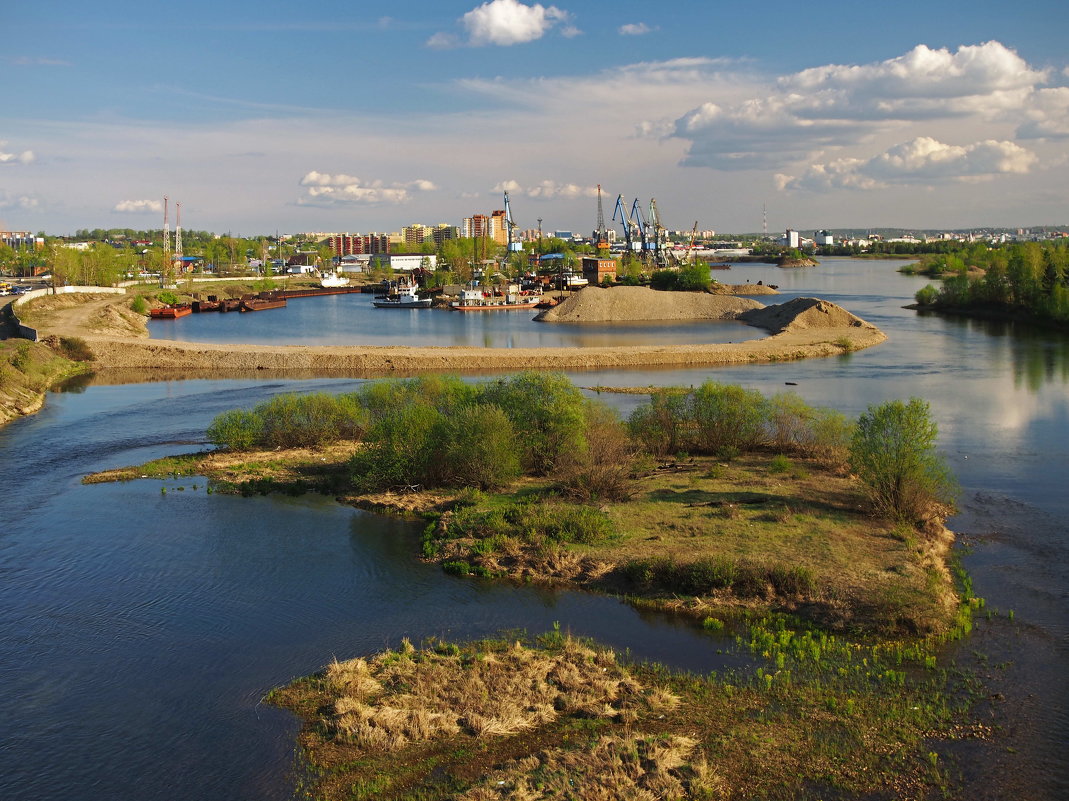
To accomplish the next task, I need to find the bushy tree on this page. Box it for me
[689,381,766,454]
[480,372,587,474]
[849,398,957,524]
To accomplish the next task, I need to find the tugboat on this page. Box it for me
[450,283,541,311]
[319,271,350,288]
[372,281,431,309]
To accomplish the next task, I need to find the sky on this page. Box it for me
[2,0,1067,237]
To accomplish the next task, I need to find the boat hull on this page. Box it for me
[450,300,539,311]
[372,299,432,309]
[149,305,192,319]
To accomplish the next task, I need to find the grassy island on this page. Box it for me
[85,373,981,799]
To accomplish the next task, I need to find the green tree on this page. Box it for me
[849,398,956,524]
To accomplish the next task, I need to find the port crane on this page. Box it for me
[647,198,669,268]
[503,189,522,254]
[685,220,699,263]
[612,194,642,254]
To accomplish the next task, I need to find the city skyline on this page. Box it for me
[2,0,1067,236]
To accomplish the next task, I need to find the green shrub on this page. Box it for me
[914,284,939,305]
[768,454,792,474]
[554,402,635,501]
[627,392,690,457]
[130,295,149,315]
[257,392,368,448]
[446,500,614,548]
[53,336,94,362]
[849,398,957,524]
[431,403,522,490]
[157,291,178,305]
[350,403,442,491]
[206,408,265,450]
[689,380,767,454]
[480,372,588,475]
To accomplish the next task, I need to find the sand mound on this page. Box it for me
[739,297,869,334]
[710,283,779,296]
[535,285,762,323]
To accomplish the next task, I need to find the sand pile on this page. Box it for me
[739,297,869,334]
[535,286,762,323]
[710,283,779,296]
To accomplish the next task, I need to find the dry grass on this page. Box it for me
[321,636,650,753]
[459,732,724,801]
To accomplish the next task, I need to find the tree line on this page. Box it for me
[913,240,1069,325]
[206,373,956,527]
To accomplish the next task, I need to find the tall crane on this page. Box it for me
[611,194,640,253]
[503,190,522,253]
[685,220,699,263]
[632,198,649,260]
[593,184,610,252]
[648,198,668,268]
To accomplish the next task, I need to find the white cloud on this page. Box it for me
[777,136,1038,191]
[297,171,437,206]
[494,179,599,199]
[0,193,39,210]
[114,199,164,213]
[671,41,1052,171]
[1016,87,1069,139]
[0,143,35,165]
[425,31,459,49]
[457,0,573,47]
[618,23,653,36]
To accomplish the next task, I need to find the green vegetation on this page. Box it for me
[649,263,711,292]
[628,381,852,465]
[849,398,957,525]
[908,239,1069,325]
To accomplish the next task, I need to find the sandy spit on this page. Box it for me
[32,291,886,375]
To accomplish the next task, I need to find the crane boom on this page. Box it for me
[612,194,635,252]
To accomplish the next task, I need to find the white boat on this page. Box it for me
[450,284,541,311]
[320,272,350,288]
[372,282,431,309]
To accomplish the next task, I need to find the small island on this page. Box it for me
[85,373,979,800]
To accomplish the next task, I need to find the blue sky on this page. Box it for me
[2,0,1067,236]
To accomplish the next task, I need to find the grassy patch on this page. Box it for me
[425,455,954,637]
[269,626,984,801]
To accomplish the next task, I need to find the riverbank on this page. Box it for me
[0,338,89,426]
[24,291,886,374]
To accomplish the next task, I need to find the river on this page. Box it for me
[1,258,1066,799]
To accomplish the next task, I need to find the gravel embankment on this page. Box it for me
[29,290,887,376]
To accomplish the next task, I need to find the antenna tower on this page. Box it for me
[762,202,768,236]
[162,196,171,287]
[174,202,183,272]
[594,184,609,251]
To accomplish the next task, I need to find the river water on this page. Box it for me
[2,258,1066,799]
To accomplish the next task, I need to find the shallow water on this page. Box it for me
[147,287,759,348]
[3,258,1067,799]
